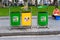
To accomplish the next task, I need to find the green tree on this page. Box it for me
[53,0,58,7]
[35,0,37,7]
[23,0,28,11]
[49,0,51,5]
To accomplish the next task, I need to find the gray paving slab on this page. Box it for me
[0,16,60,35]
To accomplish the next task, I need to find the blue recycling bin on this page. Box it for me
[56,16,60,20]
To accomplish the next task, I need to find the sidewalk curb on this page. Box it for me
[0,31,60,36]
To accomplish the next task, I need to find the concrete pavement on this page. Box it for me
[0,16,60,36]
[0,35,60,40]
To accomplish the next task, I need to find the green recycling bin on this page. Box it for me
[10,12,20,26]
[38,12,48,27]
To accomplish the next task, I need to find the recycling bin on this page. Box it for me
[38,12,48,27]
[56,16,60,20]
[10,12,20,26]
[21,12,32,27]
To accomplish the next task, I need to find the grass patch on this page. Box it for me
[48,6,55,16]
[0,8,9,16]
[31,6,37,16]
[0,6,60,16]
[10,6,21,12]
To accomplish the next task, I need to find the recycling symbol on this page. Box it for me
[41,16,46,22]
[13,16,18,22]
[24,17,29,22]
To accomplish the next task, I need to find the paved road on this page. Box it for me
[0,16,60,35]
[0,35,60,40]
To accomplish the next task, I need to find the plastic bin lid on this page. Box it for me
[10,12,20,13]
[38,12,47,13]
[38,5,48,9]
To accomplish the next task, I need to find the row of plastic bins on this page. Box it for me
[10,12,48,28]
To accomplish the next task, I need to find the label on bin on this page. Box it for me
[41,16,46,22]
[24,17,29,22]
[13,16,18,22]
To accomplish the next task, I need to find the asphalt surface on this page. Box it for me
[0,16,60,36]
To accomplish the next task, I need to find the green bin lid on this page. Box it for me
[38,6,48,9]
[38,12,47,13]
[10,12,20,14]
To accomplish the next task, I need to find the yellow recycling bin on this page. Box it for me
[21,12,32,27]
